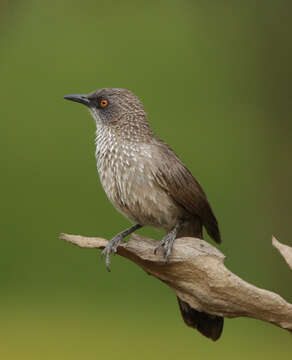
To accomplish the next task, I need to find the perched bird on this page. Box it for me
[64,88,223,341]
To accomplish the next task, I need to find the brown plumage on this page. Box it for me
[64,88,223,341]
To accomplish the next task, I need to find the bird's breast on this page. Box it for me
[95,137,181,229]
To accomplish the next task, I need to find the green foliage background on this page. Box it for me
[1,1,291,358]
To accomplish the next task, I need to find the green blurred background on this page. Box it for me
[1,0,291,358]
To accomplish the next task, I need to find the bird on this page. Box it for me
[64,88,223,341]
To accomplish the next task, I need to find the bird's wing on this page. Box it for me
[151,140,221,243]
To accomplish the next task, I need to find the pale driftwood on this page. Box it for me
[60,233,292,334]
[272,236,292,270]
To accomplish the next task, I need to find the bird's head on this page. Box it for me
[64,88,148,129]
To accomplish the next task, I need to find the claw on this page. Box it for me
[165,244,173,262]
[100,224,143,271]
[101,234,123,271]
[105,252,111,272]
[154,234,175,262]
[154,241,164,255]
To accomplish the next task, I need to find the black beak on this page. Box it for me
[64,94,90,106]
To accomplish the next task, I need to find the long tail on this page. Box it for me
[177,297,224,341]
[176,219,224,341]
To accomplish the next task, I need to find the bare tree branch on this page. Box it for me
[272,236,292,270]
[60,233,292,334]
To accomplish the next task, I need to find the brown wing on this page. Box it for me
[152,140,221,244]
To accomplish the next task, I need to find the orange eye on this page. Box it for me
[100,98,109,108]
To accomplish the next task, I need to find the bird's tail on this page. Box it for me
[176,220,223,340]
[177,297,224,341]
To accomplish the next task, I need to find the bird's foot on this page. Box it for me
[101,234,124,271]
[101,224,143,271]
[154,232,176,262]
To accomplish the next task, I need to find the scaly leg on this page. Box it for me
[154,221,183,261]
[101,224,142,271]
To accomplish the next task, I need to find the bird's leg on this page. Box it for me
[154,221,183,261]
[101,224,142,271]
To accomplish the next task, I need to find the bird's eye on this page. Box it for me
[99,98,109,108]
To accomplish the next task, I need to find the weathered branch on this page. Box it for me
[272,236,292,270]
[60,233,292,334]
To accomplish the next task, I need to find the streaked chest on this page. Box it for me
[94,127,181,229]
[95,128,153,206]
